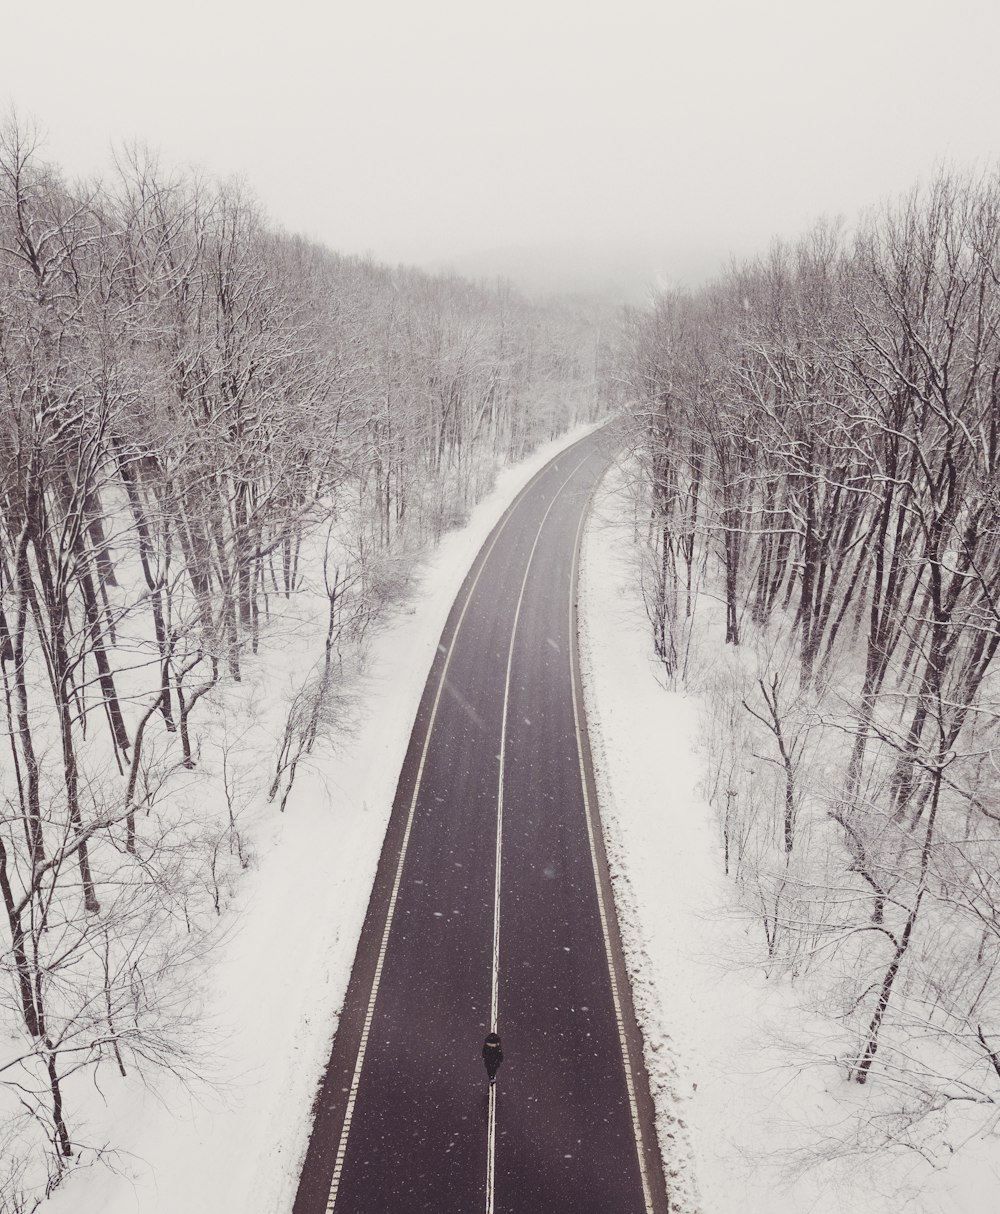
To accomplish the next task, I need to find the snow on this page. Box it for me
[41,427,999,1213]
[577,460,1000,1214]
[44,422,598,1214]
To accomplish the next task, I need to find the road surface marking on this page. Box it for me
[486,1082,496,1210]
[323,451,580,1212]
[487,451,596,1214]
[568,488,656,1214]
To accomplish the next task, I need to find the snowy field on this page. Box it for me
[578,462,1000,1214]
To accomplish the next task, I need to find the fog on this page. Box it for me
[4,0,1000,298]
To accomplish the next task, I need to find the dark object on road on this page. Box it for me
[483,1033,503,1084]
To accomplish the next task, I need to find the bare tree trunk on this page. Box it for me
[0,838,41,1036]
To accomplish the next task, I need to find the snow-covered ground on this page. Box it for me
[578,461,1000,1214]
[45,424,597,1214]
[45,430,999,1214]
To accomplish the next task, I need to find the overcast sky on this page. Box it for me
[4,0,1000,297]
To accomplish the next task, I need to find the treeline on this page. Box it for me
[617,172,1000,1158]
[0,115,598,1199]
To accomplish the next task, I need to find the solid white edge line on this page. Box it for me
[569,485,657,1214]
[486,1082,496,1214]
[486,452,596,1214]
[323,449,580,1213]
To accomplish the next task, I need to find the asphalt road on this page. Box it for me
[293,429,669,1214]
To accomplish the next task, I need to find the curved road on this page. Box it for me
[293,429,669,1214]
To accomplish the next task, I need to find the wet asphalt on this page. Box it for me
[293,429,668,1214]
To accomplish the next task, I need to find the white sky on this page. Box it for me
[4,0,1000,295]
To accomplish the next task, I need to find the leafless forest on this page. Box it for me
[617,171,1000,1162]
[7,93,1000,1207]
[0,116,602,1204]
